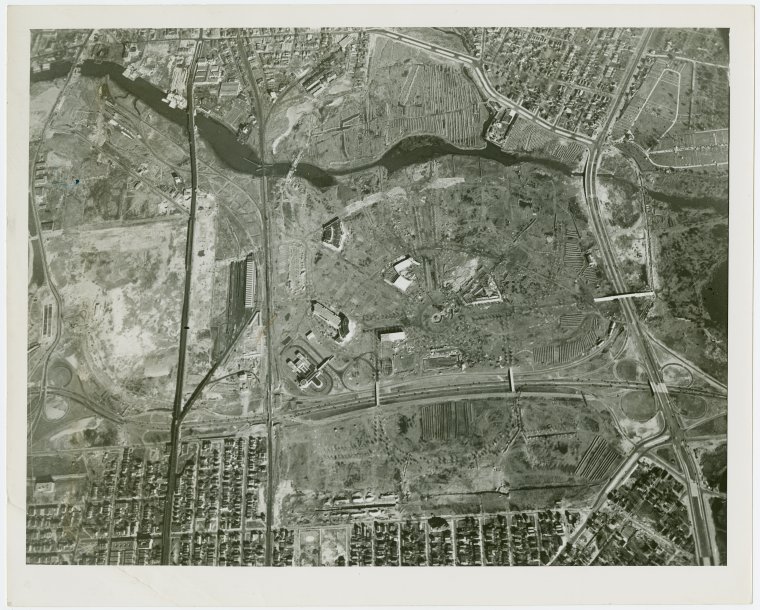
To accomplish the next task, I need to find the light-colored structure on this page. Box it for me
[244,253,255,309]
[594,290,655,303]
[392,275,412,292]
[170,66,188,93]
[194,60,223,85]
[312,301,342,329]
[380,330,406,342]
[219,81,241,98]
[393,256,419,275]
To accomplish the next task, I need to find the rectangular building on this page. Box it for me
[312,301,342,329]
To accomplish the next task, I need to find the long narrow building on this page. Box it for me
[244,252,255,309]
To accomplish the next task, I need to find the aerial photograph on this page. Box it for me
[27,26,728,567]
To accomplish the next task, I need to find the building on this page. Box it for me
[194,60,223,86]
[312,301,342,329]
[311,301,350,340]
[337,33,358,50]
[379,330,406,343]
[219,81,241,99]
[393,256,419,275]
[34,475,55,495]
[123,43,141,62]
[392,275,412,292]
[388,255,419,292]
[170,66,188,93]
[286,350,312,375]
[286,351,332,390]
[244,253,255,309]
[321,217,346,251]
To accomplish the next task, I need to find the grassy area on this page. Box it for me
[671,394,706,420]
[620,390,657,422]
[699,443,727,492]
[647,200,727,381]
[709,497,727,565]
[632,72,680,149]
[44,219,186,410]
[687,414,727,437]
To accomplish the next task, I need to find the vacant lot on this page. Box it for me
[45,219,186,408]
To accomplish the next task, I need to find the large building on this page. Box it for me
[321,217,346,251]
[194,60,223,86]
[379,330,406,343]
[388,255,419,292]
[244,253,255,309]
[312,301,342,329]
[311,301,350,340]
[219,81,241,99]
[393,255,419,275]
[286,351,333,390]
[392,275,412,292]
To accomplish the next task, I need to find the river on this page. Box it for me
[647,189,728,215]
[44,59,575,188]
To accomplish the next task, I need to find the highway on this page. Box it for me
[44,387,125,425]
[288,374,725,423]
[644,327,728,393]
[556,426,671,558]
[236,33,278,566]
[27,31,93,442]
[581,28,715,564]
[147,27,713,566]
[161,43,201,564]
[378,25,720,564]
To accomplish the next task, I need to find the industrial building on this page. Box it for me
[244,253,255,309]
[379,330,406,343]
[311,301,350,340]
[321,217,346,251]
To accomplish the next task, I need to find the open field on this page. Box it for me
[277,393,624,526]
[269,155,613,398]
[43,219,186,410]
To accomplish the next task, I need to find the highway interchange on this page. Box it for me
[581,28,715,564]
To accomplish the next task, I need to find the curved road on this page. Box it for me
[582,28,714,564]
[378,26,715,564]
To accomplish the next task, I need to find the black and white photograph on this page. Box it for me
[5,3,755,607]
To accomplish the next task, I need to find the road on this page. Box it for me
[146,27,714,565]
[160,43,202,564]
[44,387,126,424]
[236,33,278,566]
[27,31,93,442]
[581,28,715,564]
[288,374,725,423]
[556,426,670,554]
[371,28,595,146]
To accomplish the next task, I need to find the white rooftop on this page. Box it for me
[380,331,406,342]
[394,256,419,275]
[392,275,412,292]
